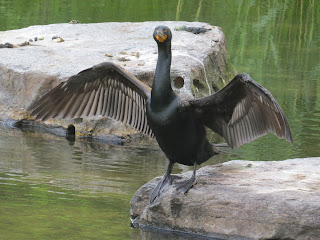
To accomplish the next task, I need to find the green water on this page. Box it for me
[0,0,319,239]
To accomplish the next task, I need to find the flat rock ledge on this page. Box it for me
[0,21,233,138]
[130,158,320,240]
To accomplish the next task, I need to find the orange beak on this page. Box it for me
[155,34,167,42]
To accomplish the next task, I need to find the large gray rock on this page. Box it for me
[0,21,233,137]
[130,158,320,240]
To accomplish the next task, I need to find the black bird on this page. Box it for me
[28,26,293,203]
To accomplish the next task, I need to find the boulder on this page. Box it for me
[130,158,320,240]
[0,21,234,138]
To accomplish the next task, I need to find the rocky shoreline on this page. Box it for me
[0,21,233,139]
[130,158,320,240]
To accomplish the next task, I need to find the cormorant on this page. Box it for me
[28,26,293,203]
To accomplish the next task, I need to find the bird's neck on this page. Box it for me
[151,42,176,110]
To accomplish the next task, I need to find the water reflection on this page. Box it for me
[0,122,230,239]
[0,125,150,239]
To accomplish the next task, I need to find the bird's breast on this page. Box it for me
[146,98,180,127]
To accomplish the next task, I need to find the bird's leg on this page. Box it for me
[149,161,175,203]
[176,162,197,194]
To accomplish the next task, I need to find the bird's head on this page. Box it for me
[153,26,172,44]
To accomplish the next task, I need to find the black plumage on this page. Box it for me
[28,26,293,203]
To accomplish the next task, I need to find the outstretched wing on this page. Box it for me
[28,62,153,136]
[188,73,293,148]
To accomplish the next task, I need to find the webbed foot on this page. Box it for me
[176,177,195,194]
[149,174,170,203]
[176,162,197,194]
[149,161,176,203]
[149,162,198,202]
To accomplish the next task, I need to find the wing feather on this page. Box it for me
[95,86,105,116]
[66,92,85,119]
[28,62,152,136]
[188,73,293,148]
